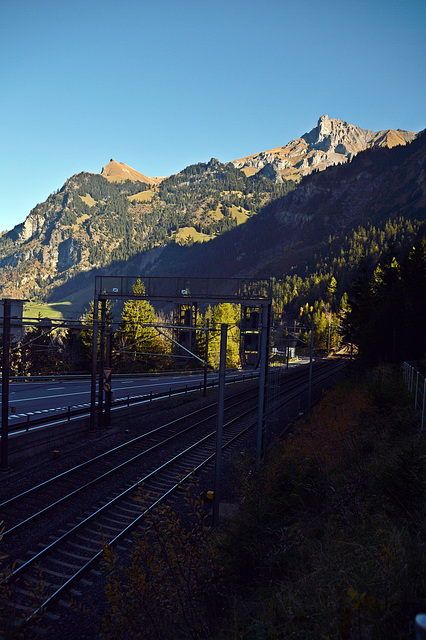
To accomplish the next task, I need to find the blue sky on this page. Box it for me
[1,0,425,230]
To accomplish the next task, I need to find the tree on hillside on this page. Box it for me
[344,235,426,364]
[19,320,62,375]
[299,300,341,353]
[327,276,337,305]
[59,326,89,373]
[401,235,426,359]
[207,303,241,369]
[79,299,114,369]
[115,279,164,372]
[341,257,373,355]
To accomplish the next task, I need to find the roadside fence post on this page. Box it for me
[415,370,420,410]
[416,614,426,639]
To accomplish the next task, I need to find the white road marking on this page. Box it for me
[4,391,91,403]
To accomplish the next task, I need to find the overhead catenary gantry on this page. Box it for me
[90,276,273,446]
[94,275,272,304]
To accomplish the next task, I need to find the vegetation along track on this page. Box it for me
[0,359,343,631]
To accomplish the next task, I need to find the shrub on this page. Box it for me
[98,482,224,640]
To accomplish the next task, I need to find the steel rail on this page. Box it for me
[275,360,344,415]
[1,361,337,528]
[5,361,337,550]
[3,359,344,631]
[26,395,264,621]
[1,389,258,537]
[25,361,344,617]
[8,395,260,609]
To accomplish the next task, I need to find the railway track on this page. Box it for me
[0,359,344,635]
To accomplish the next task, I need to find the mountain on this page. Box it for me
[0,158,294,302]
[46,129,426,317]
[0,116,422,309]
[140,129,426,281]
[231,114,416,181]
[101,159,163,185]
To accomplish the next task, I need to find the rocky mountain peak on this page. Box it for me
[301,115,374,153]
[317,114,332,135]
[232,116,417,182]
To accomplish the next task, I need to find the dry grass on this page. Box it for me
[174,226,211,244]
[101,159,157,185]
[128,189,155,203]
[80,193,97,207]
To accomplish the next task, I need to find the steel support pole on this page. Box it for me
[256,303,270,469]
[213,323,227,527]
[328,316,331,354]
[98,299,106,430]
[105,329,112,427]
[1,299,11,471]
[308,320,314,411]
[203,319,210,397]
[90,297,99,432]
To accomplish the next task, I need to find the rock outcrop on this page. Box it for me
[231,115,417,182]
[19,212,46,241]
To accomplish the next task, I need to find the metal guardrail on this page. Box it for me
[7,370,258,434]
[6,370,216,383]
[403,362,426,432]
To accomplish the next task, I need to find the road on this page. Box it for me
[2,359,310,427]
[3,371,255,424]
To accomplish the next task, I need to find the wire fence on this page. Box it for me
[403,362,426,432]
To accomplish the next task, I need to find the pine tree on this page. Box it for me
[20,320,62,375]
[115,279,162,372]
[401,236,426,360]
[208,303,240,369]
[79,299,113,366]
